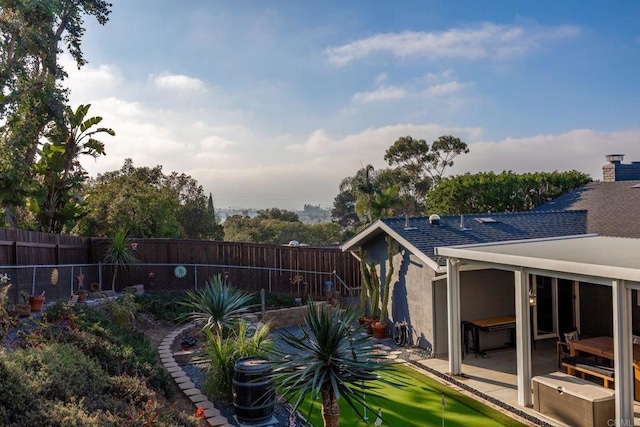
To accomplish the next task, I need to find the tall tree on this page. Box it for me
[330,190,361,228]
[0,0,112,225]
[76,159,218,238]
[384,135,469,214]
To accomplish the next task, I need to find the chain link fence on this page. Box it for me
[0,263,356,306]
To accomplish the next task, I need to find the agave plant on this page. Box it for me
[271,302,393,427]
[179,274,255,337]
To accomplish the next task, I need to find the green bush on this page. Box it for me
[105,292,139,329]
[136,291,191,323]
[0,304,198,426]
[22,302,173,398]
[248,292,295,309]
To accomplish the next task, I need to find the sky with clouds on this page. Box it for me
[67,1,640,210]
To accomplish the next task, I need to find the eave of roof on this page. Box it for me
[341,210,588,273]
[435,235,640,285]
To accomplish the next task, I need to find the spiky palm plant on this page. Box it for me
[102,228,139,292]
[271,302,392,427]
[179,274,255,337]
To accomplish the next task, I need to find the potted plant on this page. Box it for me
[29,291,45,312]
[372,236,395,339]
[358,247,379,333]
[17,291,31,318]
[75,271,88,303]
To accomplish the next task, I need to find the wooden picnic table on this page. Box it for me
[569,336,640,363]
[568,336,640,400]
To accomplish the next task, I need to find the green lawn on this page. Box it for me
[298,363,526,427]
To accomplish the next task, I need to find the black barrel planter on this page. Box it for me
[232,357,275,425]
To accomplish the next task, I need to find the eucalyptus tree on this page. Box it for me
[384,135,469,213]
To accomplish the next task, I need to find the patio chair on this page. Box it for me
[557,328,579,368]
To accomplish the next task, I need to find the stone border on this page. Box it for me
[159,324,234,427]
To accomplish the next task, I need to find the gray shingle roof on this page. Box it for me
[534,181,640,238]
[381,210,587,266]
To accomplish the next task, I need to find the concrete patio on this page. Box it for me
[409,338,640,426]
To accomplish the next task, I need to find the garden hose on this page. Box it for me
[393,321,409,347]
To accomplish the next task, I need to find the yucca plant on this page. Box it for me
[102,228,139,292]
[271,302,393,427]
[179,274,255,337]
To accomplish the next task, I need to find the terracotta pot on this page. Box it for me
[17,304,31,318]
[362,317,371,333]
[76,292,88,303]
[29,295,45,312]
[372,322,387,339]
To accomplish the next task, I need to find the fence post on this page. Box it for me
[71,265,75,295]
[32,266,36,295]
[98,262,103,290]
[268,269,272,293]
[194,265,198,291]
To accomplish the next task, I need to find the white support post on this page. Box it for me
[612,279,634,424]
[514,268,532,407]
[447,258,462,376]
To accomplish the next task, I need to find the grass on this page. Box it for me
[299,363,526,427]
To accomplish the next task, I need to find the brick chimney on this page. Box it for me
[602,154,640,182]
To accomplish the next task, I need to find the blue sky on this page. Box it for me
[67,1,640,209]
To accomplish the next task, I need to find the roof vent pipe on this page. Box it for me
[429,214,441,225]
[404,214,417,231]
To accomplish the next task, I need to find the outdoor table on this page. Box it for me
[568,336,640,400]
[466,316,516,357]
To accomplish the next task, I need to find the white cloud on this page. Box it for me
[151,73,207,91]
[451,128,640,180]
[352,86,408,103]
[424,81,472,97]
[374,72,388,85]
[325,23,581,65]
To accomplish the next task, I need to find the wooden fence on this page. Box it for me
[0,229,361,297]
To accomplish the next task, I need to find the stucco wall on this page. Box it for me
[434,269,515,356]
[389,249,436,351]
[364,236,436,352]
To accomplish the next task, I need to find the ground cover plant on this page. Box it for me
[300,363,526,427]
[0,301,200,426]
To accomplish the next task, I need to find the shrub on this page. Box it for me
[105,292,140,329]
[135,291,191,323]
[21,302,174,398]
[197,320,273,401]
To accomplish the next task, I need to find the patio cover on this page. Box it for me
[435,235,639,425]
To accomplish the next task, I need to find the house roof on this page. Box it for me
[435,235,640,286]
[535,180,640,238]
[341,210,588,271]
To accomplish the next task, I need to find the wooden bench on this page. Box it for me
[562,356,615,388]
